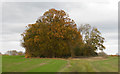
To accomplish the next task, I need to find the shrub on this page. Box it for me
[98,51,108,58]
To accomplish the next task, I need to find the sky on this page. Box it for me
[0,0,119,55]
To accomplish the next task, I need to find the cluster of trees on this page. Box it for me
[98,51,108,58]
[21,9,105,58]
[0,52,2,55]
[6,50,24,56]
[75,24,105,56]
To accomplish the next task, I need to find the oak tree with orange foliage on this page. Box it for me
[21,9,83,58]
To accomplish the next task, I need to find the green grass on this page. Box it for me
[2,55,67,72]
[62,57,118,72]
[2,55,118,72]
[0,55,2,74]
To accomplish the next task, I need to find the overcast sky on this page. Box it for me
[0,0,119,55]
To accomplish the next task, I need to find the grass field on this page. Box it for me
[2,55,118,72]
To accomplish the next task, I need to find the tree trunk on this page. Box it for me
[68,41,75,58]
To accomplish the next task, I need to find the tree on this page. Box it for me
[98,51,108,58]
[89,27,105,51]
[21,9,83,58]
[6,50,18,55]
[79,24,105,56]
[0,52,2,55]
[18,51,24,55]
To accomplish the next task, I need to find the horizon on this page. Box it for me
[0,0,119,55]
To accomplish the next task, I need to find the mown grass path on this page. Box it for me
[62,57,118,72]
[2,56,118,72]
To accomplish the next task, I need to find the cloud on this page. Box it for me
[1,0,120,2]
[1,41,25,54]
[1,1,118,54]
[104,45,118,55]
[2,23,28,34]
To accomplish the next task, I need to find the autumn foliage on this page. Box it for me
[21,9,105,58]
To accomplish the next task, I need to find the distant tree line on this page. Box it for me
[5,50,24,56]
[21,9,105,58]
